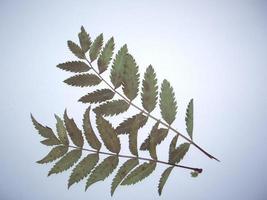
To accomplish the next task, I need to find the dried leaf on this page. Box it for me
[64,73,101,87]
[64,110,84,148]
[128,123,138,156]
[55,114,69,145]
[168,134,178,162]
[110,45,128,88]
[185,99,194,139]
[48,149,82,176]
[68,153,99,188]
[79,89,114,104]
[169,143,190,164]
[96,115,121,154]
[93,99,129,117]
[121,161,156,185]
[158,166,173,195]
[31,114,57,139]
[89,33,103,62]
[141,65,158,112]
[116,112,148,135]
[40,138,61,146]
[67,40,85,59]
[159,79,177,125]
[122,54,140,100]
[86,155,119,190]
[57,61,90,73]
[111,158,139,196]
[83,106,101,151]
[97,37,115,73]
[78,26,91,53]
[37,145,68,164]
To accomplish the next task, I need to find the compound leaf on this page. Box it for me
[67,40,85,59]
[64,73,101,87]
[57,61,90,73]
[64,110,84,148]
[169,143,190,164]
[55,114,69,145]
[78,26,91,53]
[79,89,115,104]
[68,153,99,188]
[159,80,177,125]
[86,155,119,190]
[96,115,121,154]
[110,45,128,88]
[97,37,115,73]
[89,33,103,62]
[158,166,173,195]
[141,65,158,112]
[121,161,156,185]
[48,149,82,176]
[93,99,129,117]
[122,54,140,100]
[37,145,68,164]
[111,158,139,196]
[83,106,101,151]
[185,99,194,139]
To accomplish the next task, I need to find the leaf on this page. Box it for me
[110,45,128,88]
[141,65,158,112]
[67,40,85,59]
[89,33,103,62]
[185,99,194,139]
[64,110,84,148]
[40,138,61,146]
[97,37,115,73]
[57,61,90,73]
[116,112,148,135]
[31,114,57,139]
[122,54,140,100]
[111,158,139,196]
[128,125,138,156]
[48,149,82,176]
[169,143,190,164]
[93,99,129,117]
[86,155,119,190]
[96,115,121,154]
[64,73,101,87]
[159,79,177,125]
[68,153,99,188]
[78,26,91,53]
[79,89,115,104]
[37,145,68,164]
[82,106,101,151]
[121,161,156,185]
[55,114,69,145]
[158,166,173,195]
[168,134,178,162]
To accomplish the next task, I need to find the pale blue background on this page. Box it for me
[0,0,266,199]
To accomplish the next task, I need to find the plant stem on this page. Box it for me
[85,58,219,162]
[68,145,202,173]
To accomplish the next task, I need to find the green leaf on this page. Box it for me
[79,89,115,104]
[68,153,99,188]
[83,106,101,151]
[169,143,190,164]
[37,145,68,164]
[128,119,139,156]
[168,134,178,162]
[86,155,119,190]
[93,99,129,117]
[48,149,82,176]
[116,112,148,135]
[31,114,57,139]
[159,79,177,125]
[185,99,194,139]
[141,65,158,112]
[40,138,61,146]
[96,115,121,154]
[111,158,139,196]
[67,40,85,59]
[57,61,90,73]
[64,73,101,87]
[158,166,173,195]
[110,45,128,88]
[97,37,115,73]
[64,110,84,148]
[78,26,91,53]
[121,161,156,185]
[122,54,140,100]
[89,33,103,62]
[55,114,69,145]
